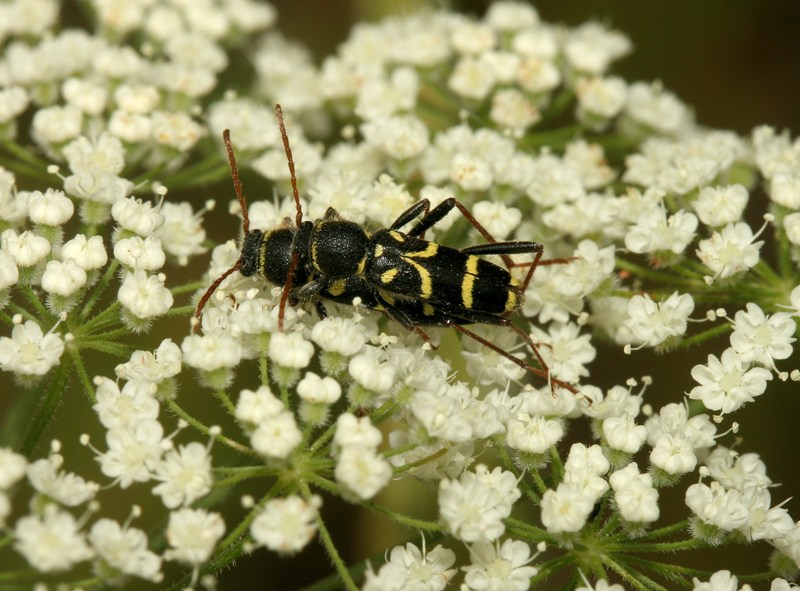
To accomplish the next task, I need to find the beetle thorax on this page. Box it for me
[309,221,370,278]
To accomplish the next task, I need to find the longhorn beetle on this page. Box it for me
[194,105,577,394]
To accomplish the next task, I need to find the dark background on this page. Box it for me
[1,2,798,589]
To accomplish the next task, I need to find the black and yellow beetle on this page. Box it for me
[194,105,575,394]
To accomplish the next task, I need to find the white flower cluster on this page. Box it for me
[1,0,799,589]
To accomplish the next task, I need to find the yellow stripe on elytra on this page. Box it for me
[381,268,399,285]
[406,242,439,259]
[461,256,479,309]
[405,258,432,298]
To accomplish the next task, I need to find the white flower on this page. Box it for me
[234,386,284,427]
[118,270,173,319]
[576,76,627,120]
[490,88,540,132]
[609,463,659,523]
[31,104,83,144]
[41,259,87,296]
[624,206,698,255]
[624,292,694,347]
[363,542,456,591]
[310,316,367,356]
[438,466,519,542]
[784,212,800,246]
[696,222,762,280]
[689,348,773,414]
[27,453,99,506]
[361,115,429,160]
[156,201,208,265]
[625,81,692,136]
[63,133,125,175]
[164,508,225,565]
[650,433,697,475]
[89,518,162,581]
[471,200,522,241]
[0,448,27,489]
[603,414,647,454]
[250,495,321,554]
[411,386,475,443]
[98,421,165,488]
[27,188,74,226]
[269,330,315,369]
[0,251,19,291]
[564,22,631,75]
[250,410,303,460]
[296,371,342,404]
[686,482,749,531]
[334,413,383,449]
[769,173,800,209]
[151,111,204,151]
[463,539,539,591]
[348,348,397,393]
[14,505,94,572]
[61,234,108,270]
[530,322,595,384]
[152,442,213,508]
[335,445,392,500]
[114,235,166,270]
[692,570,742,591]
[115,338,182,383]
[506,413,564,454]
[0,319,64,376]
[92,378,158,429]
[448,55,496,100]
[111,197,165,236]
[692,185,749,227]
[729,303,796,369]
[2,229,51,267]
[540,482,595,534]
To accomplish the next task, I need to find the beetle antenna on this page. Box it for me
[275,104,303,228]
[192,129,251,333]
[223,129,249,235]
[274,104,303,332]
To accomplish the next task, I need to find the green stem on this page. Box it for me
[19,361,70,455]
[68,347,96,403]
[166,399,257,457]
[80,259,120,320]
[298,480,359,591]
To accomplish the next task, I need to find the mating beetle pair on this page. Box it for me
[194,105,575,394]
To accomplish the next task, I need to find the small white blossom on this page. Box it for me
[625,207,698,256]
[2,229,51,267]
[31,104,83,145]
[152,442,213,508]
[98,421,165,488]
[335,445,392,500]
[334,413,383,449]
[115,339,182,383]
[361,115,429,160]
[268,330,315,369]
[14,505,94,572]
[624,292,694,347]
[27,188,74,226]
[118,270,173,319]
[769,173,800,209]
[0,448,27,489]
[310,316,367,356]
[0,251,19,291]
[506,413,564,454]
[609,463,660,523]
[296,371,342,404]
[250,410,303,460]
[689,348,773,414]
[576,76,627,121]
[27,453,99,506]
[650,432,697,475]
[363,542,456,591]
[603,414,647,454]
[697,222,762,280]
[729,303,795,369]
[89,518,162,581]
[114,235,167,270]
[156,201,208,265]
[250,495,321,554]
[41,259,87,296]
[686,482,749,531]
[540,483,596,534]
[61,234,108,270]
[0,319,64,376]
[164,508,225,565]
[112,197,165,236]
[463,539,539,591]
[693,185,749,227]
[93,378,159,430]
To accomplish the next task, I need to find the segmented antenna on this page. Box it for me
[192,129,247,333]
[274,104,302,332]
